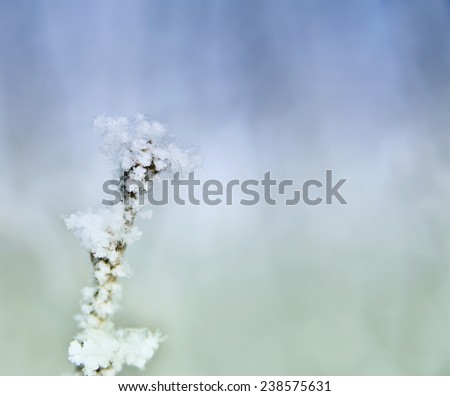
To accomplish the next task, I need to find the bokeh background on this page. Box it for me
[1,0,450,375]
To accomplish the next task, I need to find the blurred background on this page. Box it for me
[1,0,450,375]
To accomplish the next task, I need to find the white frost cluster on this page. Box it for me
[66,114,200,375]
[65,204,141,263]
[93,114,201,178]
[68,328,163,376]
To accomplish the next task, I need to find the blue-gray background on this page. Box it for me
[1,0,450,375]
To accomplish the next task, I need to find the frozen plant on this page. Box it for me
[65,114,201,375]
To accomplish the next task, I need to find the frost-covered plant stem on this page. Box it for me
[86,155,159,330]
[65,115,200,375]
[74,168,155,375]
